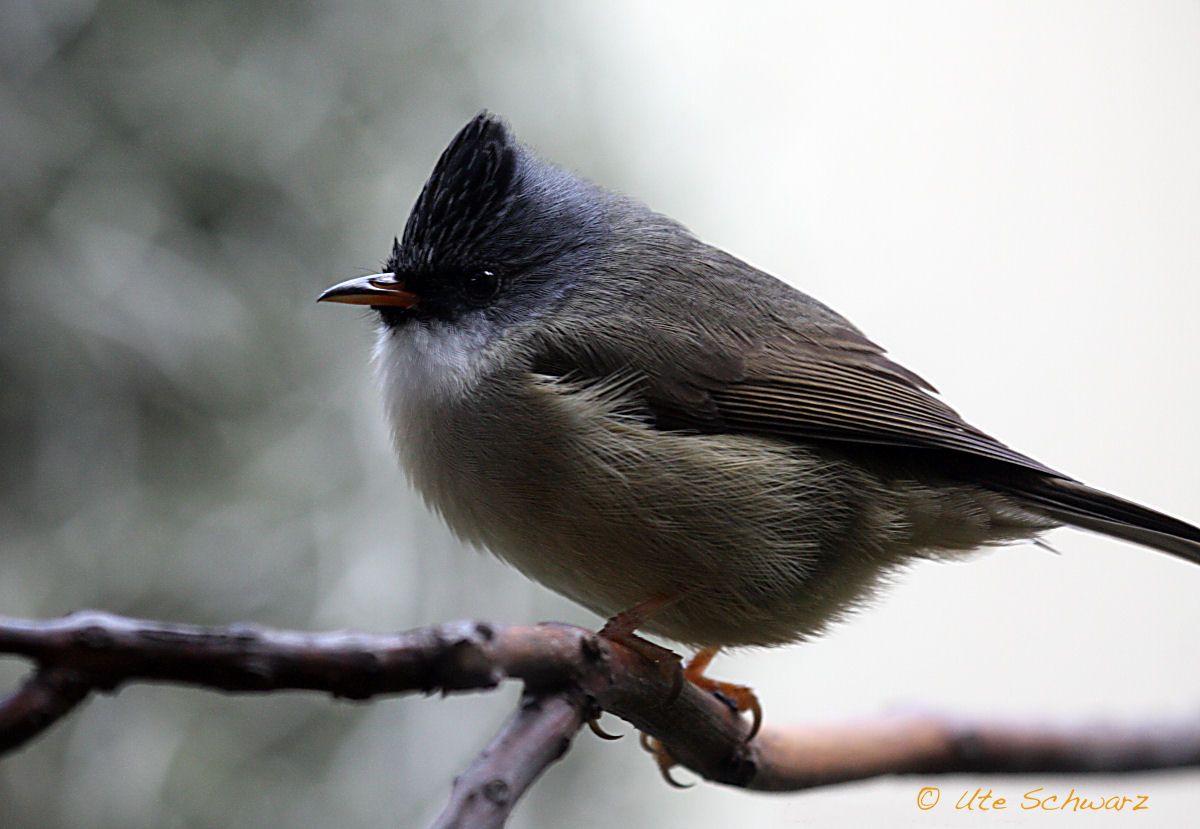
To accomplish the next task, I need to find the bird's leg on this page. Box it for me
[598,594,683,668]
[588,594,685,745]
[640,647,763,787]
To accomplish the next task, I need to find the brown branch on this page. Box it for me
[748,715,1200,790]
[429,689,590,829]
[1,612,1198,825]
[0,666,90,755]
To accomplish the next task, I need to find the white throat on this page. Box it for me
[372,315,497,475]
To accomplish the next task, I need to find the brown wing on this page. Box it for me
[529,305,1200,563]
[714,334,1200,562]
[531,317,1065,479]
[526,225,1200,562]
[707,332,1065,477]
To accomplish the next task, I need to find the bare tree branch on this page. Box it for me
[748,715,1200,790]
[0,666,90,755]
[430,689,590,829]
[1,611,1197,826]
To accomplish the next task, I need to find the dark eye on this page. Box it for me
[462,268,501,305]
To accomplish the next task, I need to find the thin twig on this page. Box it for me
[748,715,1200,791]
[430,690,590,829]
[0,666,91,755]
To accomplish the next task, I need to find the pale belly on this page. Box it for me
[378,331,1047,647]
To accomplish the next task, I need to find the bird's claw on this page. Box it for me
[639,732,693,788]
[586,715,622,741]
[694,678,763,740]
[682,646,763,740]
[597,607,762,787]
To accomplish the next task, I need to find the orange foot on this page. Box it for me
[640,647,763,787]
[683,647,763,740]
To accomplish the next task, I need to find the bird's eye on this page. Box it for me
[462,268,501,305]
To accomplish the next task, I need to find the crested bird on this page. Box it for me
[319,113,1200,778]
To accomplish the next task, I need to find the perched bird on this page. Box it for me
[319,113,1199,770]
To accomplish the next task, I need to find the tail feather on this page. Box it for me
[998,477,1200,566]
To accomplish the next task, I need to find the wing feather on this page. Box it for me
[668,333,1065,477]
[531,318,1061,475]
[525,252,1199,563]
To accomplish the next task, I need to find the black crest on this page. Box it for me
[396,113,518,272]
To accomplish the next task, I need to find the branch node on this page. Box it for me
[481,778,510,805]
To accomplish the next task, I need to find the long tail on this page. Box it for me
[995,476,1200,565]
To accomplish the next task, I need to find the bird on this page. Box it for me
[319,112,1200,776]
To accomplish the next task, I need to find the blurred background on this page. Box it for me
[1,1,1198,826]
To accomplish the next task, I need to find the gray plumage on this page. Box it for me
[326,113,1200,648]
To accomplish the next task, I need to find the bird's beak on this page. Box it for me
[316,273,419,308]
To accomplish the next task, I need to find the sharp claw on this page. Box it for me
[587,716,622,741]
[640,732,693,789]
[746,696,763,740]
[682,649,763,743]
[660,763,694,789]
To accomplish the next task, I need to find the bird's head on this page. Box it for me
[319,113,609,334]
